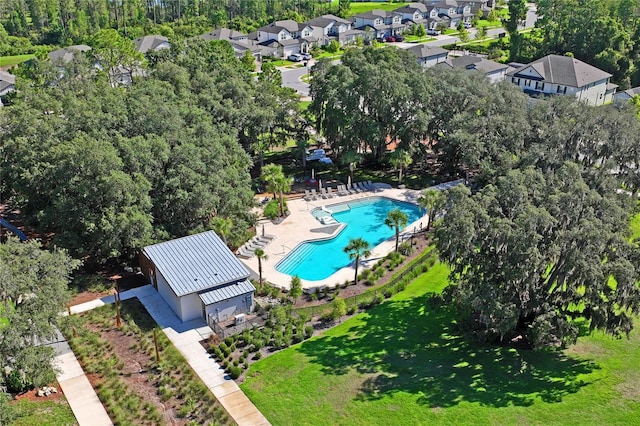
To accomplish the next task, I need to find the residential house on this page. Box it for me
[424,0,474,28]
[353,9,405,40]
[506,54,617,106]
[48,44,92,63]
[200,28,266,62]
[0,70,16,106]
[306,14,360,46]
[134,35,171,54]
[439,55,511,83]
[394,2,444,30]
[613,86,640,103]
[140,231,255,324]
[405,44,449,68]
[254,20,317,58]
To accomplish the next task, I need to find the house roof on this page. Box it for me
[143,231,250,297]
[507,54,612,88]
[306,14,351,28]
[48,45,91,62]
[199,279,255,305]
[134,35,170,53]
[200,28,247,42]
[617,86,640,99]
[355,9,399,20]
[406,44,448,59]
[259,20,309,35]
[445,56,509,74]
[395,3,428,14]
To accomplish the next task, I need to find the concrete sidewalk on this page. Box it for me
[131,285,271,426]
[53,334,113,426]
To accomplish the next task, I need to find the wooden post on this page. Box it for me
[153,328,160,362]
[67,304,71,316]
[111,274,123,328]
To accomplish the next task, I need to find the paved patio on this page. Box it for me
[239,182,464,290]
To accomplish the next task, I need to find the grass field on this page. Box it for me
[347,1,410,15]
[242,262,640,425]
[0,54,35,67]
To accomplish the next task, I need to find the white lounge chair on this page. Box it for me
[358,182,368,191]
[311,189,319,200]
[327,187,336,198]
[349,183,361,193]
[237,246,254,259]
[304,189,313,201]
[338,185,349,196]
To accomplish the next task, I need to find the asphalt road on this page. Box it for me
[279,3,539,96]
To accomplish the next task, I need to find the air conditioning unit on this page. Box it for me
[234,314,245,325]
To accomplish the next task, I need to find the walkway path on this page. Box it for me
[66,285,270,426]
[53,333,113,426]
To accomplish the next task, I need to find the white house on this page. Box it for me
[140,231,255,323]
[353,9,405,39]
[199,28,267,62]
[254,20,317,57]
[405,44,449,68]
[506,54,617,106]
[424,0,474,28]
[306,14,356,45]
[613,86,640,103]
[48,44,92,63]
[0,70,16,106]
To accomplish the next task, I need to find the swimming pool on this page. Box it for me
[275,197,423,281]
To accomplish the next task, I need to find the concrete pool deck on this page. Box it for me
[239,180,464,290]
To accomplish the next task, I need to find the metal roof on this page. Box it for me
[199,279,255,305]
[143,231,250,297]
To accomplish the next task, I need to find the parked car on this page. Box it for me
[385,35,396,42]
[288,53,303,62]
[394,35,405,42]
[427,29,441,36]
[376,37,386,43]
[301,52,312,60]
[464,22,472,28]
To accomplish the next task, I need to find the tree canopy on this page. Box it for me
[0,238,80,391]
[0,38,299,261]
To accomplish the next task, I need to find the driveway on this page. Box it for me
[279,62,312,97]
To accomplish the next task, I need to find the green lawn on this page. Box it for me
[12,398,77,426]
[631,210,640,241]
[242,262,640,425]
[347,1,410,15]
[0,54,35,67]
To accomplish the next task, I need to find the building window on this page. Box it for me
[525,80,531,87]
[375,19,382,25]
[535,81,545,91]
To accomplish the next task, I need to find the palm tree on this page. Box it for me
[384,208,408,251]
[261,164,292,217]
[254,248,268,285]
[417,189,446,232]
[261,163,282,200]
[273,173,293,217]
[390,149,413,185]
[210,216,233,245]
[343,238,371,285]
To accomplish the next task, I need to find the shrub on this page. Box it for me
[263,199,280,219]
[6,370,31,393]
[253,352,262,360]
[398,241,415,256]
[359,269,371,280]
[347,305,357,315]
[224,336,234,346]
[233,359,239,367]
[304,325,314,338]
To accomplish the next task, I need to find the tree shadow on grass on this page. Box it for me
[297,294,599,409]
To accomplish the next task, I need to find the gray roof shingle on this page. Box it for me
[48,45,91,62]
[406,44,448,59]
[199,279,255,305]
[143,231,250,297]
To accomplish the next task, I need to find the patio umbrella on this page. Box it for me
[262,224,265,237]
[312,168,315,180]
[348,175,352,188]
[318,178,322,190]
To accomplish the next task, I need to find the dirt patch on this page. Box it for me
[13,381,66,403]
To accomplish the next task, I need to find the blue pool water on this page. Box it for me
[276,197,423,281]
